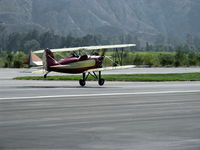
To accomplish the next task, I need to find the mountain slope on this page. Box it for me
[0,0,199,39]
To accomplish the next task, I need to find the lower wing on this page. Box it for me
[85,65,136,73]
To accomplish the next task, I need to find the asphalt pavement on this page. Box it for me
[0,69,200,150]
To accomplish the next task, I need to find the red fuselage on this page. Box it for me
[47,55,103,74]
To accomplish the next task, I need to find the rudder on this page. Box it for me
[42,49,57,71]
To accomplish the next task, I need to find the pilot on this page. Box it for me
[71,53,79,58]
[79,55,88,61]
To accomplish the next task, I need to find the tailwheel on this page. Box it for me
[98,78,105,86]
[44,74,47,78]
[44,71,50,78]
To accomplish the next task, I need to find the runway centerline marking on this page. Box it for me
[1,90,200,100]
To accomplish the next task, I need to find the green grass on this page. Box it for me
[14,72,200,82]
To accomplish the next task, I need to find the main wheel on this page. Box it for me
[79,79,86,86]
[98,78,105,86]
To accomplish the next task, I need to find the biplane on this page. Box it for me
[31,44,136,86]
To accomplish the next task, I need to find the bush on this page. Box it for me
[188,52,198,66]
[175,50,188,67]
[159,54,175,66]
[1,51,28,68]
[133,54,144,65]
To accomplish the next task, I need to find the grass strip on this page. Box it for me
[14,72,200,82]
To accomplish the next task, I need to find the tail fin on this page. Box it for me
[24,51,43,67]
[42,49,57,71]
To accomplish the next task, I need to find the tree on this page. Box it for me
[143,53,154,66]
[155,34,166,45]
[24,40,40,51]
[145,42,151,51]
[7,32,22,51]
[175,50,188,67]
[186,33,194,46]
[133,36,141,51]
[40,31,60,49]
[133,54,144,65]
[0,25,6,50]
[13,51,27,68]
[194,36,200,50]
[188,51,199,66]
[5,52,14,67]
[159,54,175,66]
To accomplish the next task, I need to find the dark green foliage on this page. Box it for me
[159,54,175,66]
[143,54,155,67]
[1,29,200,68]
[0,51,27,68]
[5,53,13,67]
[2,50,200,68]
[188,52,198,66]
[7,32,22,51]
[24,39,40,51]
[174,50,188,67]
[133,54,144,65]
[13,52,27,68]
[1,29,200,54]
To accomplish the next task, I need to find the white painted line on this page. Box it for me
[0,90,200,100]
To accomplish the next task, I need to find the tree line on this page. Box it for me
[1,27,200,52]
[122,51,200,67]
[1,50,200,68]
[1,27,200,68]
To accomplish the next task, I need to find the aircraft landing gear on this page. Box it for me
[79,79,86,86]
[98,71,105,86]
[44,72,50,78]
[98,78,105,86]
[79,73,86,87]
[79,71,105,86]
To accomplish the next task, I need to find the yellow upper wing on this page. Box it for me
[34,44,136,54]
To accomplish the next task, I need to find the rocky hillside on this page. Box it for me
[0,0,200,39]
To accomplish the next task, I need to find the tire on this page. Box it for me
[79,79,86,86]
[98,79,105,86]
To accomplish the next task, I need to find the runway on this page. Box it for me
[0,69,200,149]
